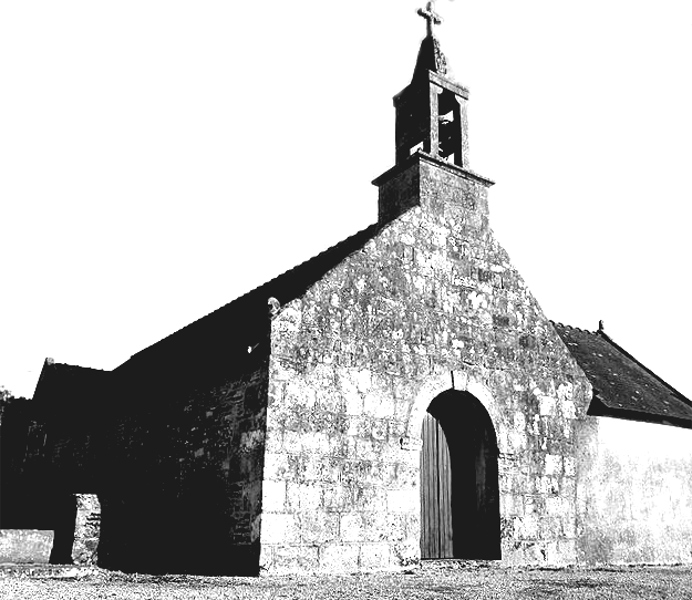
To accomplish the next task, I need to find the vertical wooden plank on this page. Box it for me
[421,414,432,559]
[438,420,453,558]
[420,415,426,558]
[424,414,429,559]
[435,414,441,558]
[427,415,433,558]
[436,417,443,558]
[428,414,434,559]
[446,419,451,557]
[430,415,436,558]
[427,413,436,558]
[421,413,457,560]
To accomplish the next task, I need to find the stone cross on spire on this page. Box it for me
[417,1,443,38]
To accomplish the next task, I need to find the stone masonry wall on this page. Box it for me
[259,154,592,574]
[165,362,269,574]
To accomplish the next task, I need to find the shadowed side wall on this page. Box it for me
[3,367,106,564]
[0,397,45,529]
[0,397,60,564]
[98,311,270,575]
[576,416,692,564]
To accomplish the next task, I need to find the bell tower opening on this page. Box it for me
[420,389,501,560]
[394,1,470,168]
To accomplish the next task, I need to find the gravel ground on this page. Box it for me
[2,563,692,599]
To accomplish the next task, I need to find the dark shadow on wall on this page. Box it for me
[0,396,76,562]
[3,303,271,575]
[94,333,269,576]
[96,469,262,575]
[49,491,77,564]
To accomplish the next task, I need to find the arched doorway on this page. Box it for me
[420,389,500,560]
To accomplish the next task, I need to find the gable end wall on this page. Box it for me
[260,158,591,574]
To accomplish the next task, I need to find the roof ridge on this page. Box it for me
[225,221,381,307]
[123,221,383,363]
[550,320,596,334]
[49,362,107,372]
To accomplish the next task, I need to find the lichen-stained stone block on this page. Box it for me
[359,543,392,570]
[387,488,418,514]
[340,513,364,543]
[263,453,290,481]
[319,543,359,573]
[391,538,420,568]
[262,480,286,513]
[545,454,563,476]
[286,482,322,511]
[72,493,101,566]
[299,511,339,545]
[273,544,319,574]
[260,513,299,545]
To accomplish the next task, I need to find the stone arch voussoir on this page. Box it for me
[402,370,502,451]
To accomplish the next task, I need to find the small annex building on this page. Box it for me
[3,3,692,575]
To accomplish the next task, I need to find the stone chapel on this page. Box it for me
[3,2,692,575]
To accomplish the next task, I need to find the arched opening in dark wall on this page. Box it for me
[420,389,501,560]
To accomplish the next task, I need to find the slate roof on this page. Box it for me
[121,222,382,367]
[553,322,692,428]
[32,360,109,407]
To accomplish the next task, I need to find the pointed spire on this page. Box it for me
[412,1,449,81]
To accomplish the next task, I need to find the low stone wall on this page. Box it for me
[0,530,54,564]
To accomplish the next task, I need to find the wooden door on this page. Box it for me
[420,412,454,559]
[420,390,502,561]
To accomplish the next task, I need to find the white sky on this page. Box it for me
[1,1,691,400]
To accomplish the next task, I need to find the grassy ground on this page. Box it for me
[1,563,692,599]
